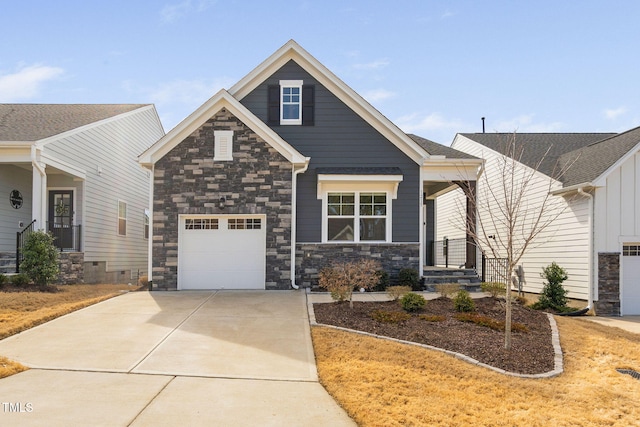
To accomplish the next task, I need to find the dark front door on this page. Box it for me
[49,190,73,249]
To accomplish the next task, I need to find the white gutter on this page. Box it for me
[578,187,594,311]
[290,158,311,289]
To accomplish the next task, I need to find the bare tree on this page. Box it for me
[456,132,574,349]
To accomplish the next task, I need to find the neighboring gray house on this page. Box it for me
[139,40,481,291]
[0,104,165,283]
[437,129,640,315]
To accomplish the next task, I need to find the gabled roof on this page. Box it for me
[139,89,308,167]
[408,134,478,160]
[558,126,640,187]
[460,132,616,180]
[0,104,149,142]
[228,40,429,164]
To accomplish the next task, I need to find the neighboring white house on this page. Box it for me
[0,104,165,283]
[436,128,640,316]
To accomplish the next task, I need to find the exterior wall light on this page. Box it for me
[219,197,226,209]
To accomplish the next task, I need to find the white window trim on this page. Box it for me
[214,130,234,161]
[318,176,403,243]
[118,200,127,236]
[279,80,303,125]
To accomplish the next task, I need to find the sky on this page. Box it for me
[1,1,639,145]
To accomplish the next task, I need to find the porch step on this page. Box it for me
[422,267,481,292]
[0,252,16,275]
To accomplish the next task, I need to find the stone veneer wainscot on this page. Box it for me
[151,108,293,290]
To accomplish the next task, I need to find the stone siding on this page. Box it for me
[596,252,620,316]
[57,252,84,285]
[295,243,420,287]
[152,108,293,290]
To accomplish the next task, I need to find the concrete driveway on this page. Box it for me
[0,290,355,426]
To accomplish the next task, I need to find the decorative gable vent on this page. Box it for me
[214,130,234,161]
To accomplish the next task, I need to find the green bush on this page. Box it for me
[398,268,421,291]
[20,230,59,287]
[453,290,475,312]
[533,262,569,311]
[481,281,506,298]
[386,285,411,301]
[435,283,460,298]
[373,270,390,291]
[0,273,7,286]
[400,292,426,312]
[11,273,31,287]
[370,310,411,324]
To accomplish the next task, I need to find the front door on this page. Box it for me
[48,190,73,250]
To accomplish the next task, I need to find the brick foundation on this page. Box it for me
[295,243,420,287]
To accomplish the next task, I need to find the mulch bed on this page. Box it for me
[313,296,555,374]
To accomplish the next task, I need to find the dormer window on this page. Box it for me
[268,81,314,126]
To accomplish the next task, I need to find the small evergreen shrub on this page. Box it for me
[373,270,390,291]
[453,290,475,312]
[11,273,31,287]
[398,268,421,291]
[419,314,446,322]
[386,285,411,301]
[0,273,7,287]
[20,230,59,287]
[454,313,528,332]
[400,292,426,312]
[481,281,506,298]
[435,283,460,298]
[533,262,569,311]
[370,310,411,324]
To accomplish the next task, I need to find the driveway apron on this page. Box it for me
[0,290,355,426]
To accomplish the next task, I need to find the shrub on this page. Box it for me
[373,270,390,291]
[400,292,426,312]
[20,230,59,287]
[453,290,475,312]
[11,273,31,287]
[138,275,149,287]
[0,273,7,287]
[398,268,421,291]
[481,281,506,298]
[370,310,411,324]
[386,285,411,301]
[419,314,446,322]
[454,312,528,332]
[318,259,382,307]
[533,262,569,311]
[434,283,460,298]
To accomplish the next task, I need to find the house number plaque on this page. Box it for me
[10,190,23,209]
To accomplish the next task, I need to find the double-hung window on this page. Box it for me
[280,80,302,125]
[118,201,127,236]
[327,192,388,242]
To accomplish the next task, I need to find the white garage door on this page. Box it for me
[622,244,640,315]
[178,215,266,290]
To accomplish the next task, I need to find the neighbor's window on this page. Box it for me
[280,80,302,125]
[118,201,127,236]
[144,209,150,239]
[327,192,387,242]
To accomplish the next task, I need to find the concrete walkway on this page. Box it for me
[0,291,355,426]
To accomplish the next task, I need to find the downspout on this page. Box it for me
[31,145,47,230]
[578,187,593,311]
[147,165,154,289]
[290,159,311,289]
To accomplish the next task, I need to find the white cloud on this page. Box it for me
[395,112,464,134]
[440,10,455,19]
[492,114,564,133]
[604,106,627,120]
[160,0,216,23]
[352,59,390,70]
[0,64,64,102]
[144,77,234,106]
[362,88,395,103]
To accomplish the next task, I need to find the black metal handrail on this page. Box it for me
[47,223,82,252]
[15,219,37,273]
[433,237,467,268]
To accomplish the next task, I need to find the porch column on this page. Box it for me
[465,181,476,269]
[31,164,47,231]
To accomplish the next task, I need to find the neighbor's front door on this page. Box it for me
[48,190,73,249]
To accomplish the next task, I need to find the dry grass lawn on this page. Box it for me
[312,317,640,426]
[0,284,144,378]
